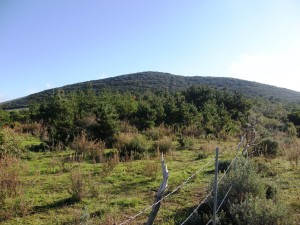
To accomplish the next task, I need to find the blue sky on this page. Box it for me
[1,0,300,102]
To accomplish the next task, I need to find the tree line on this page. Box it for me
[12,86,250,147]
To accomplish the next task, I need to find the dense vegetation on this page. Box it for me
[0,82,299,224]
[2,71,300,109]
[28,86,250,149]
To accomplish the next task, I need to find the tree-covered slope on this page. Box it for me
[2,71,300,109]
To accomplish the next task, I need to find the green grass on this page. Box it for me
[1,137,299,224]
[19,134,42,148]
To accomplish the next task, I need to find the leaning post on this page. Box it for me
[146,153,169,225]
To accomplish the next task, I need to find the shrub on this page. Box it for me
[0,155,21,203]
[71,132,105,162]
[230,197,291,225]
[125,134,148,159]
[113,132,132,152]
[144,125,174,141]
[178,135,195,150]
[48,156,77,174]
[11,189,33,217]
[151,136,173,154]
[197,158,265,224]
[101,156,119,178]
[255,138,279,158]
[197,158,291,224]
[286,138,300,168]
[182,125,201,138]
[114,133,148,159]
[286,122,298,137]
[21,122,44,136]
[215,158,265,205]
[287,147,300,168]
[69,169,85,202]
[0,128,24,157]
[195,151,208,160]
[119,121,138,134]
[87,173,100,198]
[0,155,32,220]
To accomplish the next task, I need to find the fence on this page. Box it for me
[119,134,250,225]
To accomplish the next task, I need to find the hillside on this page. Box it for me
[2,71,300,109]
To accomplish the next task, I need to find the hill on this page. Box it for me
[2,71,300,109]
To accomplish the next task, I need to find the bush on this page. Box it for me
[286,138,300,169]
[178,135,195,150]
[197,158,265,224]
[144,125,174,141]
[215,158,265,205]
[0,155,21,203]
[0,155,32,220]
[230,197,291,225]
[21,122,44,136]
[287,147,300,168]
[195,151,208,160]
[68,169,85,202]
[119,121,138,134]
[151,136,173,154]
[114,133,148,159]
[255,138,279,157]
[71,132,105,162]
[196,158,291,224]
[286,122,297,137]
[0,128,24,157]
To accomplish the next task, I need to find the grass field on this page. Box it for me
[1,135,299,224]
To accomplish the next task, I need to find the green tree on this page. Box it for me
[37,90,76,145]
[0,109,10,127]
[133,100,157,130]
[288,110,300,125]
[89,102,119,144]
[184,86,216,110]
[286,122,297,137]
[114,92,138,121]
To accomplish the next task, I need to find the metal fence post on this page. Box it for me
[213,147,219,225]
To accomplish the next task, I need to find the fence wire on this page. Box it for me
[119,151,226,224]
[180,135,247,224]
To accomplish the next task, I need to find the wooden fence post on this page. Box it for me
[146,153,169,225]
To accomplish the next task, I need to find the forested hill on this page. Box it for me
[2,71,300,109]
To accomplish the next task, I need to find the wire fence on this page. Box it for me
[180,135,248,224]
[120,153,220,225]
[120,134,249,225]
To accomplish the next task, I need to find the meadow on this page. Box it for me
[0,132,299,224]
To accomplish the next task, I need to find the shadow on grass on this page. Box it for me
[109,179,154,195]
[0,197,79,222]
[172,202,212,225]
[32,197,79,214]
[203,169,215,175]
